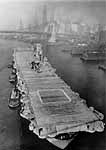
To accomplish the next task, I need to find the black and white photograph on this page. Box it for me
[0,0,105,150]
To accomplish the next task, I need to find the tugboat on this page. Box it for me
[8,88,20,108]
[70,43,87,55]
[8,60,15,68]
[9,74,17,84]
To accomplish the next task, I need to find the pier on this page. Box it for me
[13,46,104,149]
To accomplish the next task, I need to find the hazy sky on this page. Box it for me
[0,0,106,2]
[0,0,105,30]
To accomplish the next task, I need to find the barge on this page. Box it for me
[12,44,104,149]
[81,51,106,61]
[9,74,17,84]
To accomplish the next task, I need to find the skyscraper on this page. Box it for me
[42,5,47,26]
[96,24,106,45]
[19,19,24,31]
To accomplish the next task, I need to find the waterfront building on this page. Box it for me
[64,20,72,34]
[19,19,24,31]
[71,23,78,33]
[98,30,106,45]
[58,22,66,34]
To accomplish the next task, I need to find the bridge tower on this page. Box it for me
[40,5,48,40]
[19,19,24,31]
[48,23,56,43]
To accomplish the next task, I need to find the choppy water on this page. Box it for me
[0,39,105,150]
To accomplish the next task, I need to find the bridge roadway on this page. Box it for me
[0,30,46,35]
[0,30,77,39]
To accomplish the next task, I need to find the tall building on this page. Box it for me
[58,22,65,34]
[19,19,24,31]
[71,23,78,33]
[97,24,106,44]
[42,5,47,26]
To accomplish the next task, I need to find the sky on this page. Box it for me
[0,0,106,3]
[0,0,105,30]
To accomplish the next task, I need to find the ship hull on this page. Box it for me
[13,47,104,149]
[47,138,72,149]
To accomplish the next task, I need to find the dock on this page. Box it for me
[13,47,104,149]
[81,51,106,61]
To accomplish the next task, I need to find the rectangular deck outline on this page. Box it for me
[37,89,72,104]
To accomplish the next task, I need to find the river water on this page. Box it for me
[0,39,105,150]
[46,44,106,150]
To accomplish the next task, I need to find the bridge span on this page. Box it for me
[0,30,47,35]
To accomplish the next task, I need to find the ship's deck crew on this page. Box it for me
[31,43,43,72]
[14,87,19,97]
[38,49,43,61]
[31,61,35,69]
[34,60,40,71]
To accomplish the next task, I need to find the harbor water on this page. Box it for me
[0,39,105,150]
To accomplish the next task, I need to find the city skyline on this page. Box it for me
[0,0,106,2]
[0,1,105,30]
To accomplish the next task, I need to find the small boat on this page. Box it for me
[8,88,20,108]
[9,74,17,83]
[8,61,14,68]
